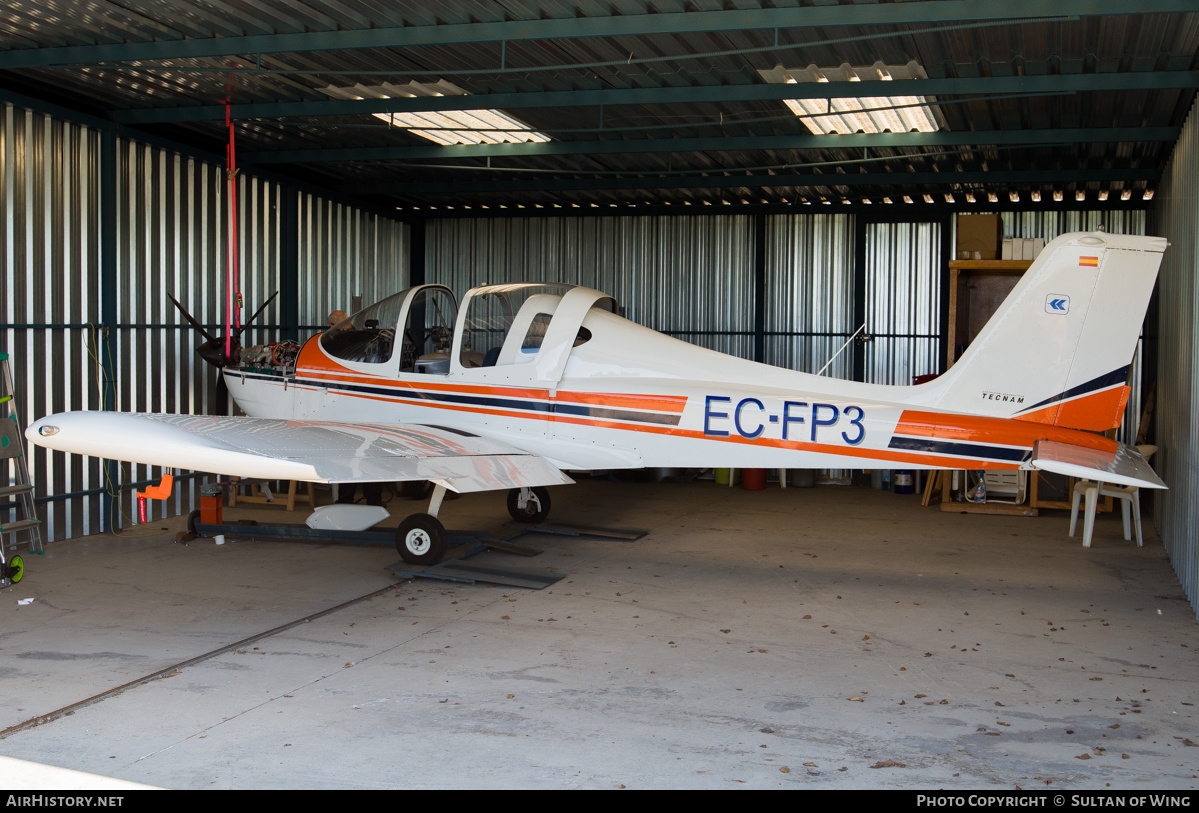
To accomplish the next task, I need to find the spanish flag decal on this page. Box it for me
[1079,255,1099,267]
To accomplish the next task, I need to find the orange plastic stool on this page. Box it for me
[136,473,174,523]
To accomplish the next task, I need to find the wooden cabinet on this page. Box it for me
[946,259,1031,368]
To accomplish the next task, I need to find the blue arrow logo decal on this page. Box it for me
[1045,294,1070,314]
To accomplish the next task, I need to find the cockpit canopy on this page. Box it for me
[317,282,615,383]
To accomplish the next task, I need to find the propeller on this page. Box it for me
[168,291,279,368]
[168,291,279,413]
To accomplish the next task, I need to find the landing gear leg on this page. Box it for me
[507,486,551,524]
[427,483,447,519]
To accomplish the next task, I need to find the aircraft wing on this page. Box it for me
[27,412,574,494]
[1030,440,1166,490]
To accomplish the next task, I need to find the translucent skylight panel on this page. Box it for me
[373,108,551,145]
[761,62,944,135]
[321,81,551,145]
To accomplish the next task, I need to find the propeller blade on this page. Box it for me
[167,293,219,343]
[234,291,280,340]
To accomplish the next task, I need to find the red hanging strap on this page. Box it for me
[225,102,241,363]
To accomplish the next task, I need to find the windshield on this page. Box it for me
[320,291,406,366]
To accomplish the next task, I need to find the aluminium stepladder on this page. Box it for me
[0,351,39,585]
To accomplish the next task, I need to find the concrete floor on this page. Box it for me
[0,478,1196,790]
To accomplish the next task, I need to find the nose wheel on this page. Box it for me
[507,486,551,524]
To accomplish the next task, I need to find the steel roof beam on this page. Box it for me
[345,169,1160,197]
[240,128,1178,165]
[0,1,1188,70]
[116,73,1199,125]
[404,199,1149,221]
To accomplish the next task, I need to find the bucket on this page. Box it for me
[714,468,739,486]
[741,468,767,490]
[893,470,914,495]
[790,469,817,488]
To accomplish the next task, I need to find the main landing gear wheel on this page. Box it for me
[3,555,23,586]
[507,487,551,524]
[396,513,448,565]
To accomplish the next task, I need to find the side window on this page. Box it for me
[520,314,553,353]
[402,289,458,374]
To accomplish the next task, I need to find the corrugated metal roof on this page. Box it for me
[0,0,1195,210]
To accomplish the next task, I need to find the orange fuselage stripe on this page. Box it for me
[295,363,687,414]
[895,410,1116,452]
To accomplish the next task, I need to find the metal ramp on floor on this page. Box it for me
[388,522,648,589]
[187,512,647,590]
[502,520,647,543]
[389,543,566,589]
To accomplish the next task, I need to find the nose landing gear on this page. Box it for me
[507,486,551,524]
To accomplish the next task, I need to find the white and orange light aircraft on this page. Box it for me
[28,231,1166,564]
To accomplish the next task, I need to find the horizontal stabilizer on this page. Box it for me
[1030,440,1166,490]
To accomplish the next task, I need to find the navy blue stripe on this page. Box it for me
[306,378,556,414]
[244,372,680,427]
[1019,366,1129,413]
[888,435,1030,463]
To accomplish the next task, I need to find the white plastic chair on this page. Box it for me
[1069,445,1157,548]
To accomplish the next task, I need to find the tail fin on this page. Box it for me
[922,231,1166,431]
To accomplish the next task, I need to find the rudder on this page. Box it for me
[918,231,1166,431]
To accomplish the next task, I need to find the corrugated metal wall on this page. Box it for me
[863,221,943,386]
[427,216,756,358]
[297,195,408,329]
[1005,210,1147,240]
[0,103,408,541]
[1149,97,1199,619]
[426,214,930,386]
[425,215,941,387]
[763,214,855,375]
[1,107,100,541]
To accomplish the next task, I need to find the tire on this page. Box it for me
[507,487,551,524]
[395,513,448,566]
[187,509,201,536]
[7,555,23,585]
